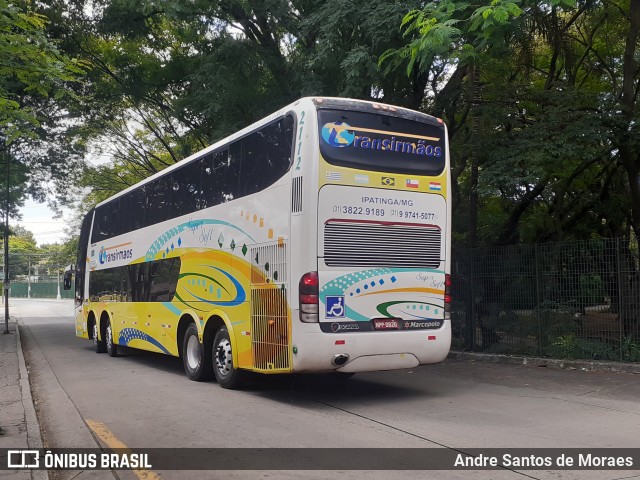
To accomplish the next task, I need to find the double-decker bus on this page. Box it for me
[65,97,452,389]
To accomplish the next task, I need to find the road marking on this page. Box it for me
[86,419,161,480]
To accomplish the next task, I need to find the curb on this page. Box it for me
[15,322,49,480]
[448,350,640,374]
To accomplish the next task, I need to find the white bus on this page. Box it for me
[65,97,451,388]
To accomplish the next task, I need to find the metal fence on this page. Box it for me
[451,237,640,362]
[1,262,73,299]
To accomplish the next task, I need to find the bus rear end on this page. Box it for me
[292,98,451,373]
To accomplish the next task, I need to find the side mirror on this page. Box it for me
[63,267,74,290]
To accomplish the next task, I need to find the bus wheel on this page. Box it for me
[182,323,212,381]
[93,322,106,353]
[213,327,243,389]
[105,320,118,357]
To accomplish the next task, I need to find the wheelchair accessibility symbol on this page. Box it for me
[326,296,345,318]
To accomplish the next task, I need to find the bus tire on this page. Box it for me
[182,323,212,381]
[213,326,243,389]
[93,321,106,353]
[105,320,118,357]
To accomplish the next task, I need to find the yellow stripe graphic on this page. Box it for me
[325,123,440,142]
[86,419,161,480]
[105,242,132,251]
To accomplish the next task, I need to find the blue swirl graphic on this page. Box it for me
[118,328,170,354]
[145,219,256,261]
[183,266,246,307]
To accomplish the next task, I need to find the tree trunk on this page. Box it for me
[620,0,640,240]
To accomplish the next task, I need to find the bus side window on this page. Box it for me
[195,156,211,211]
[146,178,171,227]
[204,150,228,207]
[109,199,123,238]
[171,161,201,218]
[222,144,241,203]
[130,187,146,231]
[241,119,293,196]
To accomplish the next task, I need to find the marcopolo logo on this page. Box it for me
[98,246,133,265]
[321,121,443,158]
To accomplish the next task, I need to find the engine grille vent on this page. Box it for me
[323,221,441,268]
[291,176,303,213]
[251,287,290,372]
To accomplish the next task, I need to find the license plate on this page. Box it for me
[373,319,399,330]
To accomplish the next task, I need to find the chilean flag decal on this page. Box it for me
[406,179,419,189]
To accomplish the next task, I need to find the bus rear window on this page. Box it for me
[317,109,445,176]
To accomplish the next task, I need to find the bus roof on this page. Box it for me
[95,97,440,208]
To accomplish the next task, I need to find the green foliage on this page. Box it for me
[0,0,87,141]
[544,334,640,362]
[17,0,638,251]
[382,0,640,245]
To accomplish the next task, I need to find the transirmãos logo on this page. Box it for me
[321,122,443,157]
[98,247,107,265]
[322,122,355,147]
[98,246,133,265]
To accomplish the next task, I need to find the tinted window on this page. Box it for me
[317,109,446,175]
[123,187,146,232]
[75,209,93,304]
[89,257,181,303]
[90,114,294,242]
[147,257,181,301]
[171,163,202,217]
[240,116,294,195]
[146,178,171,226]
[92,199,121,243]
[200,152,221,208]
[222,144,242,202]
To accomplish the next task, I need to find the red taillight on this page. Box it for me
[299,271,319,323]
[300,271,319,293]
[444,273,451,317]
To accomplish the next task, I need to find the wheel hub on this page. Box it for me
[186,335,201,370]
[215,339,232,377]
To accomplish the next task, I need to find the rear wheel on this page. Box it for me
[93,321,106,353]
[105,320,118,357]
[182,323,212,381]
[213,327,244,389]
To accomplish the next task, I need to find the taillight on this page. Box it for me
[444,273,451,318]
[299,271,319,323]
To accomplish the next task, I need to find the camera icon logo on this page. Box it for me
[7,450,40,468]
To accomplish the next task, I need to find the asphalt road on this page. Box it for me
[11,298,640,480]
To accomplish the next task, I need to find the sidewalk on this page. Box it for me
[449,350,640,374]
[0,317,48,480]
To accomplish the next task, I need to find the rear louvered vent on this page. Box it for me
[251,288,290,371]
[324,221,442,268]
[291,176,303,213]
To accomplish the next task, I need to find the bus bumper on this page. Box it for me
[290,316,451,373]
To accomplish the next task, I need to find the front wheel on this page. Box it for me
[213,327,244,389]
[182,323,212,381]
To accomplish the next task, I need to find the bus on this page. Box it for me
[65,97,452,389]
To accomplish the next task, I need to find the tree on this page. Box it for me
[384,0,640,244]
[1,225,37,278]
[40,0,430,204]
[0,0,87,214]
